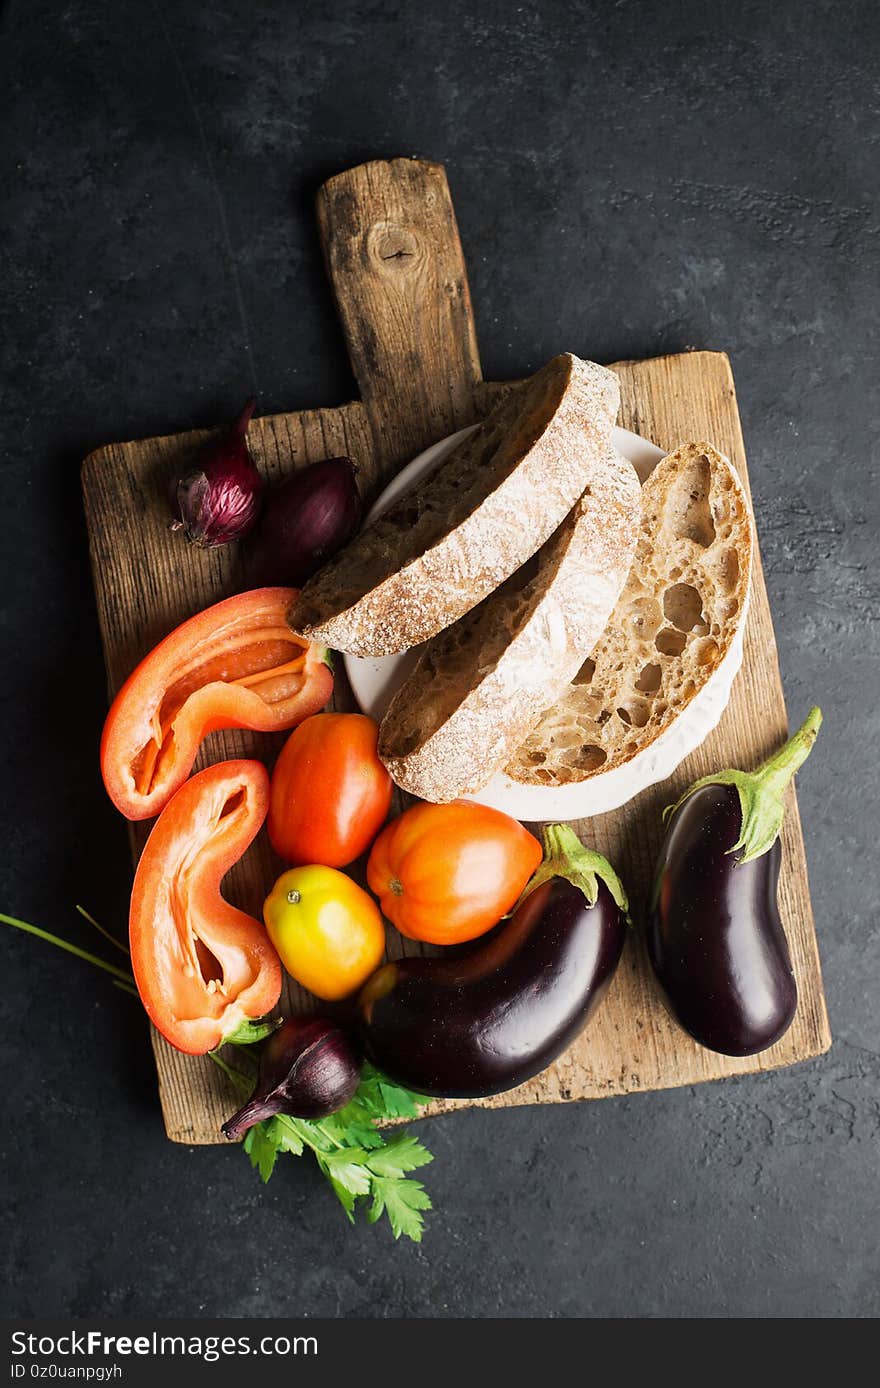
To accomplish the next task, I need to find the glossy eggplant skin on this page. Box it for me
[357,877,626,1098]
[648,784,797,1056]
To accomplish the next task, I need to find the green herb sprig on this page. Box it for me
[3,905,436,1244]
[221,1054,434,1242]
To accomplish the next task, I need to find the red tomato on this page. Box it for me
[268,712,393,868]
[366,800,542,945]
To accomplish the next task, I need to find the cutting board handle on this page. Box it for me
[316,158,484,481]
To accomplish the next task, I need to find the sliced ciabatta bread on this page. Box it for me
[506,441,752,788]
[377,448,641,802]
[287,353,620,656]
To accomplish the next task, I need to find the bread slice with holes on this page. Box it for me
[287,353,620,656]
[377,448,642,802]
[506,441,752,788]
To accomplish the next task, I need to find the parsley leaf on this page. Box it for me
[243,1122,280,1183]
[332,1115,386,1150]
[319,1097,385,1149]
[270,1115,305,1157]
[237,1067,434,1241]
[324,1173,358,1223]
[317,1147,373,1197]
[366,1133,434,1179]
[356,1063,431,1119]
[367,1175,433,1243]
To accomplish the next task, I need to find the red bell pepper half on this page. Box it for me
[129,759,282,1054]
[101,587,333,821]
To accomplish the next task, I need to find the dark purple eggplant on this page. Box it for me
[357,824,628,1098]
[648,706,822,1056]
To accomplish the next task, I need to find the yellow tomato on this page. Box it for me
[263,866,385,1001]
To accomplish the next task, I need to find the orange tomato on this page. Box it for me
[268,712,393,868]
[366,801,542,945]
[263,865,386,1001]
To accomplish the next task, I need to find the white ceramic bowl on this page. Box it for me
[343,425,746,820]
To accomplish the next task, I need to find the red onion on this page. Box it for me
[221,1017,361,1139]
[172,399,264,548]
[249,456,362,586]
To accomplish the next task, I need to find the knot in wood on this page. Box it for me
[370,222,420,270]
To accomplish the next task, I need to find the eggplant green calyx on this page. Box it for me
[519,823,629,917]
[664,705,823,865]
[222,1015,282,1047]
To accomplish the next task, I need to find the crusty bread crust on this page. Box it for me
[287,353,619,656]
[506,442,753,785]
[378,449,641,802]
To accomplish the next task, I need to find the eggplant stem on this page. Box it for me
[1,912,136,985]
[753,706,823,798]
[517,824,629,917]
[663,705,823,865]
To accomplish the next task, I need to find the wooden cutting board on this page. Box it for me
[81,158,830,1144]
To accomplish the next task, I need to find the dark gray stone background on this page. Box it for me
[1,0,877,1319]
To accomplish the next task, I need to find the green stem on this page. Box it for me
[113,979,139,997]
[664,705,823,864]
[1,912,135,985]
[753,706,823,799]
[222,1016,280,1047]
[75,904,130,957]
[518,823,628,916]
[313,1120,346,1150]
[208,1049,253,1094]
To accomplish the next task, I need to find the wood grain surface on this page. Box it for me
[316,159,484,475]
[81,159,830,1143]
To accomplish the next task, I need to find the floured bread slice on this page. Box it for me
[288,353,619,656]
[378,449,641,802]
[506,442,752,788]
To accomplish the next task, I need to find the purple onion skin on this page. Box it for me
[221,1017,361,1140]
[249,456,362,587]
[173,399,264,548]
